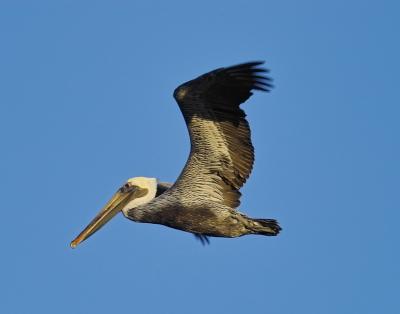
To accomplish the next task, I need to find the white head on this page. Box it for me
[120,177,158,216]
[71,176,158,248]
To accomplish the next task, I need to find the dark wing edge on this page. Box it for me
[173,61,273,209]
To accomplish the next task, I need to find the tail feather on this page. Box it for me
[250,218,281,236]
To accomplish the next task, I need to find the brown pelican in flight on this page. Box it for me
[71,61,281,247]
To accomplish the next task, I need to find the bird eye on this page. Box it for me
[120,183,131,193]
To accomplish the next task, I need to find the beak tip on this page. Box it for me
[70,189,127,250]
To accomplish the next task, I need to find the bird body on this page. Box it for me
[127,180,279,241]
[71,61,281,248]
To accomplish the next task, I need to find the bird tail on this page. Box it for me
[249,218,282,236]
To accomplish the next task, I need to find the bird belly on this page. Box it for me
[150,205,249,237]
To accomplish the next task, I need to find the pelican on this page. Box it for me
[71,61,281,247]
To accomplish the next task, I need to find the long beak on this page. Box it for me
[70,189,135,248]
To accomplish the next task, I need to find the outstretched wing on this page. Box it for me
[172,61,272,209]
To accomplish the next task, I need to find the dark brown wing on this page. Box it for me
[172,61,272,209]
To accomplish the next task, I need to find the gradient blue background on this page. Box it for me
[1,1,399,313]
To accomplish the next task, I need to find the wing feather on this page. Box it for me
[171,61,272,208]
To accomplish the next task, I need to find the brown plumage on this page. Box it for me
[173,61,272,209]
[70,61,281,248]
[127,62,281,243]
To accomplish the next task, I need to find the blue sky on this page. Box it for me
[1,1,399,313]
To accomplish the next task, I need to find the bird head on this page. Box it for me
[70,177,157,248]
